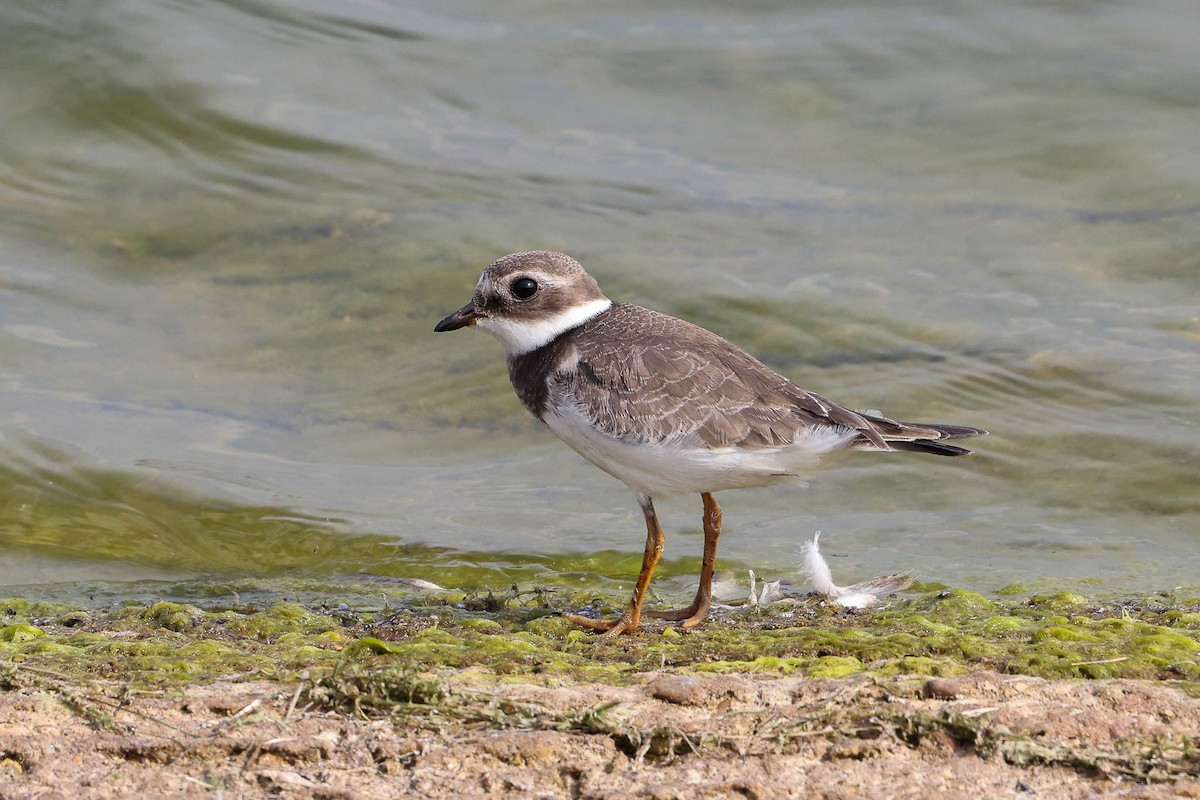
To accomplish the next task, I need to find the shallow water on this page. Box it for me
[1,1,1197,602]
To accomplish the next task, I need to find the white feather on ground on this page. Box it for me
[800,531,913,608]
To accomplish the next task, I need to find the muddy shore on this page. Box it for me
[2,585,1199,798]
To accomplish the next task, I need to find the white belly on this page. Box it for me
[542,402,856,498]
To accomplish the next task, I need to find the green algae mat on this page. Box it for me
[4,583,1200,689]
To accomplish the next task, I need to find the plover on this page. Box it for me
[435,251,986,635]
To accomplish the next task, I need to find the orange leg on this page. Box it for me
[644,492,722,628]
[562,494,665,636]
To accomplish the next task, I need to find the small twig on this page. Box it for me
[960,706,1000,718]
[260,737,298,747]
[15,665,76,682]
[227,698,262,722]
[205,699,262,731]
[784,725,837,738]
[284,682,304,722]
[633,736,653,765]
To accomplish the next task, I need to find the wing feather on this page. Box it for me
[546,303,986,454]
[554,303,861,449]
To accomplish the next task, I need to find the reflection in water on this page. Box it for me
[1,438,360,577]
[0,437,715,599]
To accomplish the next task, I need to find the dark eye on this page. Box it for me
[511,277,538,299]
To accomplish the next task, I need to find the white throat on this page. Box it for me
[478,298,612,356]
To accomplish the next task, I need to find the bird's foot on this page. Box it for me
[561,611,641,637]
[643,600,711,629]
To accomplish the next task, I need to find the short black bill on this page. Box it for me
[434,302,479,332]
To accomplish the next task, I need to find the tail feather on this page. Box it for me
[852,415,988,456]
[900,422,988,440]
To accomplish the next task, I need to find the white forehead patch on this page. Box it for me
[474,268,494,297]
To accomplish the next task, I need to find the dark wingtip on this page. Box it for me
[888,439,975,457]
